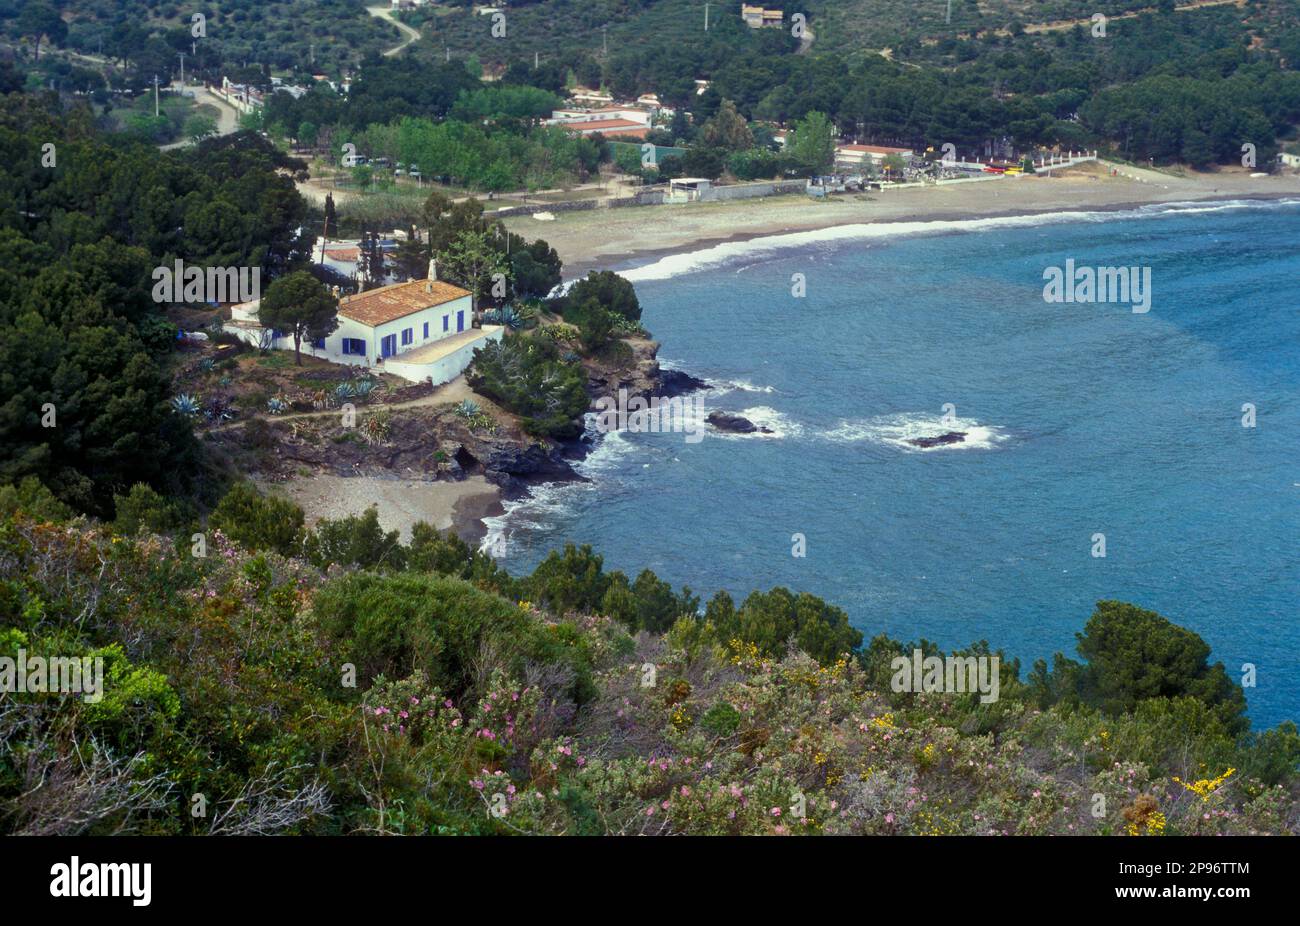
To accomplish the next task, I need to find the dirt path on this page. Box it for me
[1018,0,1246,34]
[367,5,421,56]
[206,375,476,434]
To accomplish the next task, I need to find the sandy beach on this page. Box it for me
[503,161,1300,276]
[263,473,503,546]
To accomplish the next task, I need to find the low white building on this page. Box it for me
[224,269,504,385]
[548,107,652,126]
[835,144,914,170]
[665,177,713,203]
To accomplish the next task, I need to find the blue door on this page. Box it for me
[456,310,465,332]
[381,334,397,358]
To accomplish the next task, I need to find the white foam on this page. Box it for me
[705,376,776,396]
[823,412,1010,452]
[478,413,638,557]
[618,198,1300,282]
[728,405,800,439]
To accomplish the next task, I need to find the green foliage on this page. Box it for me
[565,270,641,323]
[0,508,1293,837]
[787,111,836,175]
[0,477,74,523]
[466,335,588,439]
[312,571,593,703]
[1073,600,1249,735]
[113,483,187,537]
[406,521,515,596]
[709,587,864,666]
[257,271,339,365]
[601,569,699,633]
[528,543,609,616]
[303,507,406,572]
[209,482,304,557]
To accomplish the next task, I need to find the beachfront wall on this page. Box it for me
[383,326,505,385]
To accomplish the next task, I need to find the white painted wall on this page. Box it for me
[358,294,474,365]
[384,326,504,384]
[225,294,476,371]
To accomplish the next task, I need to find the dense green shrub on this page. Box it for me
[209,482,305,557]
[466,335,589,440]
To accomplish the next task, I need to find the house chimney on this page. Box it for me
[428,257,437,281]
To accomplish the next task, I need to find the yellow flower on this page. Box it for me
[1172,768,1235,802]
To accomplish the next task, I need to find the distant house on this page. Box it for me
[548,107,652,127]
[556,118,650,140]
[741,5,783,28]
[835,144,914,170]
[224,265,504,385]
[320,238,402,287]
[1278,152,1300,169]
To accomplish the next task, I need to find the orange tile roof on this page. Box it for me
[338,278,471,327]
[562,119,650,138]
[838,144,913,155]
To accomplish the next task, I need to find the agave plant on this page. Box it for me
[198,357,216,373]
[560,350,581,364]
[266,396,288,415]
[171,393,201,417]
[352,378,378,400]
[334,381,357,402]
[455,398,481,419]
[485,306,523,330]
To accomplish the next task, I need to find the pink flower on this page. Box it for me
[885,813,895,824]
[771,807,781,817]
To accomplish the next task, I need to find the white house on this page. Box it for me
[224,267,504,385]
[835,144,914,170]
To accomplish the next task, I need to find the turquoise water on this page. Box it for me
[488,200,1300,728]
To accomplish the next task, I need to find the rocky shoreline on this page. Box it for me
[216,335,711,548]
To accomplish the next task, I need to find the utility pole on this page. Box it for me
[445,45,450,62]
[602,24,607,56]
[153,75,159,116]
[534,50,539,69]
[705,3,710,31]
[946,0,952,25]
[178,52,186,87]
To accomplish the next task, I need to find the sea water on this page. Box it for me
[484,199,1300,728]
